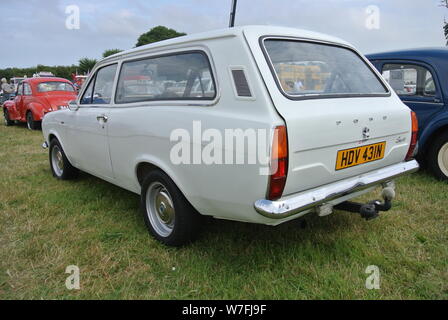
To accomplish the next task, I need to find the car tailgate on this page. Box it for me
[277,97,411,196]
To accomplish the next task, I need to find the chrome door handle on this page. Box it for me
[96,115,108,122]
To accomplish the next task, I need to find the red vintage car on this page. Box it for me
[3,77,77,130]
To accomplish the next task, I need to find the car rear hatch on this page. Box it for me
[244,29,412,196]
[273,96,411,195]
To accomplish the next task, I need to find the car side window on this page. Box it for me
[16,84,23,96]
[80,76,95,104]
[115,51,216,104]
[382,64,438,98]
[424,72,436,96]
[23,83,32,95]
[92,64,118,104]
[80,64,118,105]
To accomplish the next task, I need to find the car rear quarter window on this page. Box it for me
[382,64,437,97]
[115,51,216,104]
[262,39,388,100]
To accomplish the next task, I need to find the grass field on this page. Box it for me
[0,117,447,300]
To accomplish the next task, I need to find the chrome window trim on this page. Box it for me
[401,100,444,106]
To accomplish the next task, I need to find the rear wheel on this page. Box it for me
[140,170,202,246]
[26,111,39,130]
[3,109,13,126]
[49,139,79,180]
[428,131,448,181]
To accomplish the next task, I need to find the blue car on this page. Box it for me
[367,48,448,181]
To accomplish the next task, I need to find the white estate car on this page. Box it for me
[42,26,419,246]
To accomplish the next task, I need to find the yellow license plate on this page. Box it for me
[335,142,386,171]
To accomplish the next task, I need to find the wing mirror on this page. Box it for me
[68,100,79,111]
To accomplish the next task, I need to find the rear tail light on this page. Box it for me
[405,111,418,161]
[267,125,288,200]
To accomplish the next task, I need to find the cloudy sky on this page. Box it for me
[0,0,445,68]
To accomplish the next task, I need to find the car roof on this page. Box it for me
[366,47,448,60]
[25,77,71,84]
[101,25,351,63]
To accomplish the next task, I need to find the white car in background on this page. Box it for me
[42,26,419,246]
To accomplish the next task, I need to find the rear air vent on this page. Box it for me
[231,69,252,97]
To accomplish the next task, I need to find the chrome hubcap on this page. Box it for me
[51,146,64,176]
[437,142,448,178]
[146,182,175,237]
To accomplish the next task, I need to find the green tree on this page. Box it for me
[442,1,448,45]
[78,58,97,74]
[445,23,448,45]
[0,65,79,82]
[103,49,123,58]
[135,26,186,47]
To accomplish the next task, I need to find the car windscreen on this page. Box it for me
[37,81,75,93]
[263,39,388,99]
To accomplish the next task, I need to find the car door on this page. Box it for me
[66,63,118,180]
[22,83,33,117]
[12,83,24,120]
[377,61,444,131]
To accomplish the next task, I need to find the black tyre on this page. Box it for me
[140,170,202,246]
[26,111,39,130]
[427,131,448,181]
[49,139,79,180]
[3,109,13,126]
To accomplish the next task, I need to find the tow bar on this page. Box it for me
[334,184,396,220]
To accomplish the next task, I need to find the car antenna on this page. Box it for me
[229,0,238,28]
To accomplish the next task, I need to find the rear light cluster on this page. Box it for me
[405,111,418,161]
[267,125,288,200]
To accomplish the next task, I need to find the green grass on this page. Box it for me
[0,118,447,300]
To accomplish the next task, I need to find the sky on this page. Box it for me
[0,0,446,69]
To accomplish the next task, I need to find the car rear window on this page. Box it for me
[37,82,75,93]
[262,39,388,99]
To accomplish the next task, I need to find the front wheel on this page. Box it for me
[428,131,448,181]
[3,109,14,126]
[140,170,202,246]
[49,139,79,180]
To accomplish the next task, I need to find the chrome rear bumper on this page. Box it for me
[254,160,419,219]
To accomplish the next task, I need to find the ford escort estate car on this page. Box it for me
[3,77,77,130]
[41,26,419,246]
[367,48,448,180]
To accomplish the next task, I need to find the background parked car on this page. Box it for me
[367,48,448,180]
[3,77,77,129]
[9,76,26,92]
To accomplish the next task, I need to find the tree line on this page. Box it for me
[442,1,448,44]
[0,26,185,81]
